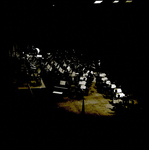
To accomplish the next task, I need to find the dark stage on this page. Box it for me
[3,1,147,149]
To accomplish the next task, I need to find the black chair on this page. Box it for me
[95,76,101,85]
[83,87,89,96]
[76,88,84,100]
[68,86,76,99]
[96,80,104,94]
[103,84,111,98]
[107,88,114,99]
[122,96,129,106]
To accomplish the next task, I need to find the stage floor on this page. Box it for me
[17,78,46,89]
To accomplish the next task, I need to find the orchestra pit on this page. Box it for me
[2,43,146,149]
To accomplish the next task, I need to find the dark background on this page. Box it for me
[4,1,148,106]
[2,1,148,148]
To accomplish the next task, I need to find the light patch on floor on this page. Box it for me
[55,76,139,117]
[56,100,83,114]
[56,80,115,116]
[84,99,115,116]
[83,82,115,116]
